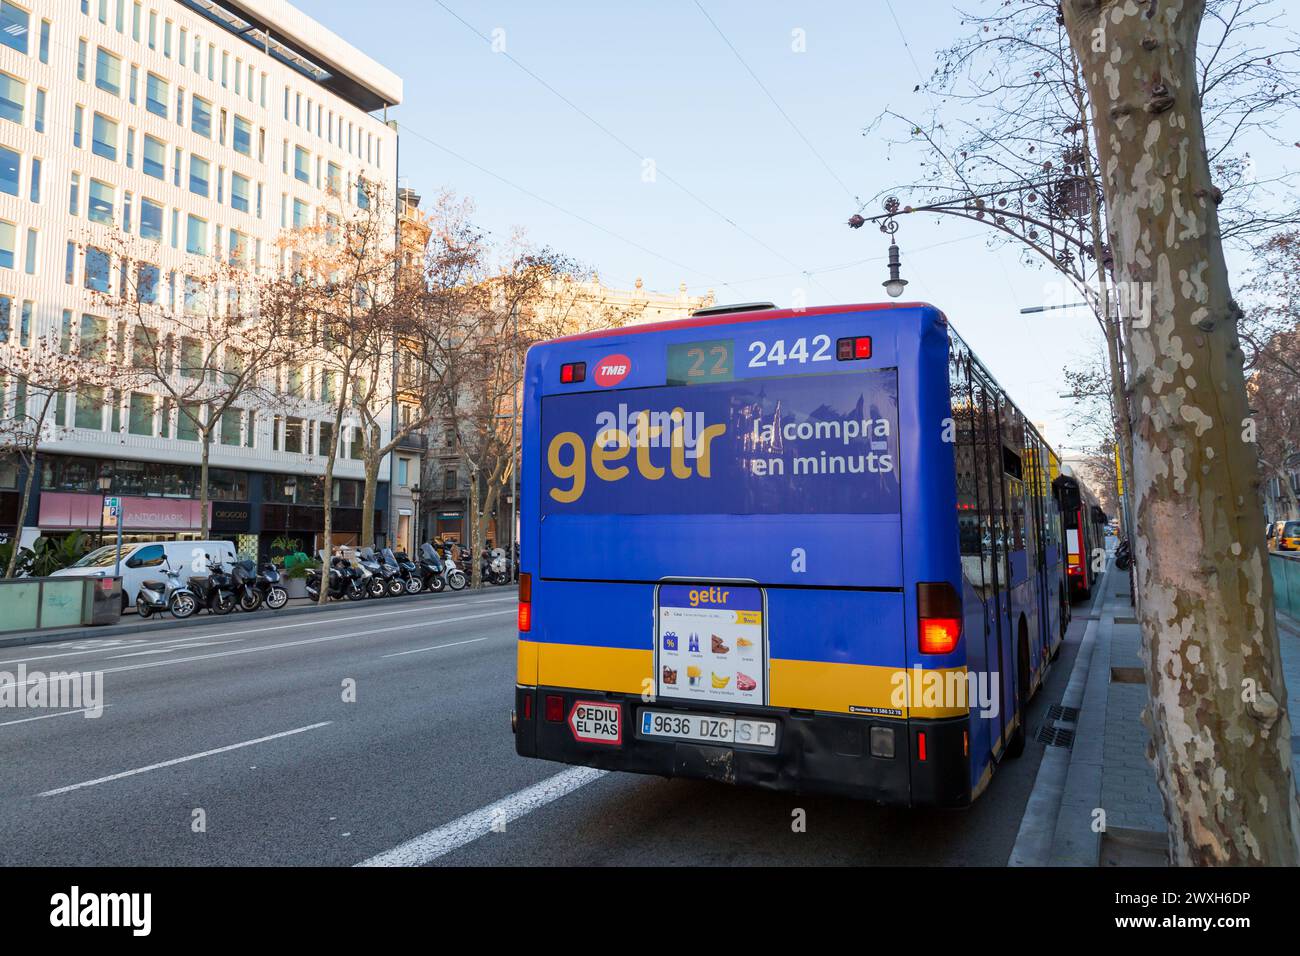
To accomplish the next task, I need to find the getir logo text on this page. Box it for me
[548,406,726,503]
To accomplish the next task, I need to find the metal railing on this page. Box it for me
[1270,551,1300,622]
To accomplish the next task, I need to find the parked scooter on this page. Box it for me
[481,548,511,586]
[440,542,468,591]
[376,548,408,597]
[357,548,391,598]
[306,554,364,602]
[136,560,199,619]
[231,559,264,612]
[255,562,290,610]
[188,557,239,615]
[1114,538,1132,571]
[388,549,424,594]
[417,543,448,593]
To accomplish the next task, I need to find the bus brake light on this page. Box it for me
[917,581,961,654]
[920,618,961,654]
[836,336,873,360]
[518,572,532,632]
[560,362,586,384]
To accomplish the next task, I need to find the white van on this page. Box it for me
[51,540,238,608]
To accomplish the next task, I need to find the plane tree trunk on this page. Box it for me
[1062,0,1300,864]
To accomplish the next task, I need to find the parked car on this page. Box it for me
[50,540,238,609]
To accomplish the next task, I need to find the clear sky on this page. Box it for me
[293,0,1296,454]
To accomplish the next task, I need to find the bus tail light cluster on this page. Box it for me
[836,336,873,360]
[545,694,564,722]
[518,572,532,632]
[560,361,586,383]
[917,581,961,655]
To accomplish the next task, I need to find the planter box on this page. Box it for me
[284,577,309,599]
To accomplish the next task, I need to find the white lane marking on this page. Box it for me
[357,767,609,867]
[0,705,112,727]
[0,596,516,667]
[106,640,242,658]
[7,610,516,691]
[381,637,488,659]
[38,721,332,797]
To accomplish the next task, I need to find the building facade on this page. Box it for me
[0,0,401,558]
[418,276,715,546]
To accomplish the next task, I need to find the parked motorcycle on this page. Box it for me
[243,560,290,610]
[357,548,391,598]
[376,548,408,597]
[1114,538,1132,571]
[481,548,511,586]
[442,546,468,591]
[136,560,199,619]
[188,557,239,615]
[388,549,424,594]
[306,555,364,602]
[417,543,448,593]
[231,559,264,612]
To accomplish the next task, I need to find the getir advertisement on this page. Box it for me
[540,370,900,516]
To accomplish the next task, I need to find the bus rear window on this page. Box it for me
[541,370,900,516]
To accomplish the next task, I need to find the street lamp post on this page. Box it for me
[851,197,909,298]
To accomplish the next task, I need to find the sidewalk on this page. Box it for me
[1044,564,1300,866]
[0,586,473,650]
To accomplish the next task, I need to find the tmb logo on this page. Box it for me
[593,354,631,387]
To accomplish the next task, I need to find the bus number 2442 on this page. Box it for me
[748,335,832,368]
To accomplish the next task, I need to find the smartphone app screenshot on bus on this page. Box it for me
[657,584,765,704]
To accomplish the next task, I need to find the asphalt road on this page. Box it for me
[0,587,1082,866]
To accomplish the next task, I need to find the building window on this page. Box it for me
[0,220,13,270]
[0,3,28,55]
[294,146,309,184]
[28,155,38,201]
[75,386,105,430]
[185,214,207,256]
[77,39,87,81]
[231,172,249,213]
[189,155,209,197]
[84,246,110,291]
[64,241,75,284]
[23,227,35,274]
[39,19,48,64]
[145,73,167,118]
[88,179,114,225]
[0,72,25,125]
[233,115,251,156]
[142,134,165,180]
[69,171,79,215]
[292,198,309,230]
[140,197,162,242]
[128,392,155,436]
[91,113,118,161]
[128,64,138,105]
[0,145,16,196]
[95,47,122,97]
[33,87,42,132]
[73,105,83,148]
[136,261,159,303]
[190,95,211,138]
[284,417,304,454]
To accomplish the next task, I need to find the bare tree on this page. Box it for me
[1061,0,1300,865]
[93,235,289,539]
[273,183,418,598]
[864,0,1300,537]
[0,326,132,577]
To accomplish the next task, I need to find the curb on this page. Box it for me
[0,586,504,650]
[1007,568,1109,866]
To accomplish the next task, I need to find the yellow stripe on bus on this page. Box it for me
[769,659,968,718]
[519,641,969,718]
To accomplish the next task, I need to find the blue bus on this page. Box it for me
[513,301,1076,806]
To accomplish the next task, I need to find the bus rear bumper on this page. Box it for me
[514,686,971,808]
